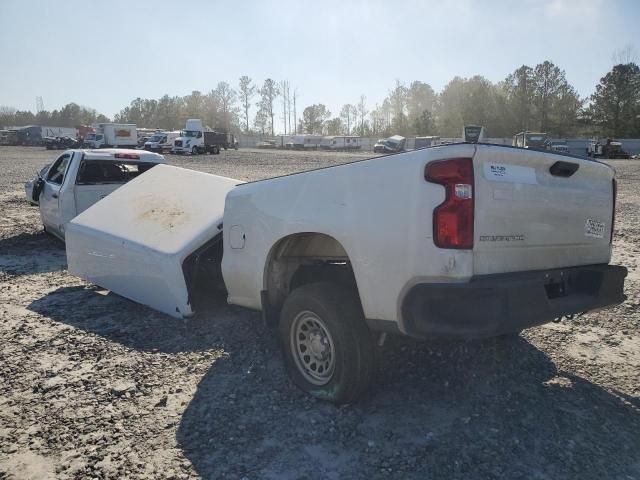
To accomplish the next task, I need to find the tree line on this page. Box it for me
[2,61,639,138]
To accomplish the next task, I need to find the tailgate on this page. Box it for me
[473,145,614,275]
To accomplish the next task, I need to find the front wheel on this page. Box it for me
[191,146,198,155]
[279,282,375,404]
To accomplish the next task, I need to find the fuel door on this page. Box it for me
[229,225,245,249]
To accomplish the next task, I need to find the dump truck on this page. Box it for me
[65,143,627,403]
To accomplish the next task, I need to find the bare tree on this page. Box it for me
[260,79,279,136]
[280,80,289,134]
[238,76,256,134]
[357,95,368,134]
[611,43,638,65]
[293,89,298,134]
[340,104,356,134]
[214,82,238,130]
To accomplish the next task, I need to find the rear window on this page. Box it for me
[76,160,158,185]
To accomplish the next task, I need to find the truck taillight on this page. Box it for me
[610,178,617,244]
[114,153,140,159]
[425,158,474,249]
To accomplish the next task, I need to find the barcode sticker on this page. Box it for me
[585,219,605,238]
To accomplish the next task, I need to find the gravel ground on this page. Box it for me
[0,146,638,480]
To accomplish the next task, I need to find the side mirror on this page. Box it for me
[197,132,202,138]
[32,178,45,202]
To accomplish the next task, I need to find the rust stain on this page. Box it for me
[135,197,190,230]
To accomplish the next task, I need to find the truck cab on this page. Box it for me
[172,119,205,155]
[36,149,165,240]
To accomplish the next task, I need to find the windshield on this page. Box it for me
[85,133,96,140]
[526,134,547,145]
[181,130,199,137]
[464,126,482,141]
[148,134,163,142]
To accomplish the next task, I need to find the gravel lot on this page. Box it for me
[0,146,638,480]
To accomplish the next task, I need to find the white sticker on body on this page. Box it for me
[585,219,605,238]
[483,163,538,185]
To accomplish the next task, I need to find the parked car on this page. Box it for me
[44,136,81,150]
[32,149,165,240]
[66,143,626,404]
[256,140,277,149]
[373,139,386,153]
[382,135,406,153]
[24,163,51,205]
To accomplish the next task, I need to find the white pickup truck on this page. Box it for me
[65,143,627,403]
[31,149,165,240]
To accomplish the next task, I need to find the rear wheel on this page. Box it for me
[279,282,375,404]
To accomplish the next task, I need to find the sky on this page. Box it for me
[1,0,639,125]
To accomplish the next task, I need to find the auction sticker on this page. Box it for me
[584,219,605,238]
[483,163,537,185]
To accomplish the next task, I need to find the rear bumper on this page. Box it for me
[401,264,627,339]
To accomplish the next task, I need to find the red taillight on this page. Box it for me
[610,178,617,244]
[114,153,140,159]
[425,158,474,249]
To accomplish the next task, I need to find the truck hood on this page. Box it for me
[66,164,242,318]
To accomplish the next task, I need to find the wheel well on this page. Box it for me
[264,233,359,317]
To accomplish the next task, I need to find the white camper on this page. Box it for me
[319,136,361,150]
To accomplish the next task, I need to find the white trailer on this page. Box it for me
[319,136,361,150]
[287,135,324,150]
[42,126,79,138]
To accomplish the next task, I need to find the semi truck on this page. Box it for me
[16,126,80,146]
[83,124,138,149]
[171,119,221,155]
[65,143,626,404]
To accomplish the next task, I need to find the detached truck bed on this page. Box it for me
[66,143,627,403]
[66,164,240,317]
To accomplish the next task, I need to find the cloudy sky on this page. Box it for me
[0,0,638,121]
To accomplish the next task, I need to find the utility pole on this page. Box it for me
[281,80,288,135]
[293,89,297,134]
[287,83,291,134]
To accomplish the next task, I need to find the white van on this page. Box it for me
[144,131,180,153]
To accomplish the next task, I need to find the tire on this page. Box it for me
[191,146,198,155]
[279,282,375,404]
